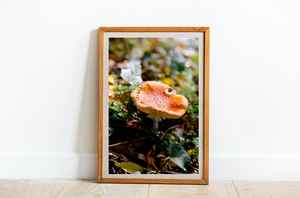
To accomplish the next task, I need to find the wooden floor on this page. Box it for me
[0,180,300,198]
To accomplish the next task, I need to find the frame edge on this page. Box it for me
[203,27,210,184]
[98,27,104,182]
[98,27,210,184]
[99,27,209,32]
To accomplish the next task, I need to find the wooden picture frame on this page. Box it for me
[98,27,209,184]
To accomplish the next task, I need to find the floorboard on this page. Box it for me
[1,179,300,198]
[148,180,239,198]
[55,180,149,198]
[233,181,300,198]
[0,179,67,198]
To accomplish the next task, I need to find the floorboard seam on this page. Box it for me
[232,180,241,198]
[54,179,68,198]
[146,184,150,198]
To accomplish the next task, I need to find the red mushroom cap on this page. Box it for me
[131,81,188,122]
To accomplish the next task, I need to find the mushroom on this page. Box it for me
[131,81,188,130]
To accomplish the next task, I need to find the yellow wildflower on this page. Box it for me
[187,149,194,156]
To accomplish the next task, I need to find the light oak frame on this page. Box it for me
[98,27,210,184]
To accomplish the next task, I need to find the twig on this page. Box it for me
[160,170,181,174]
[109,136,153,147]
[155,157,171,174]
[126,109,167,144]
[142,167,179,174]
[120,108,168,144]
[140,166,179,174]
[161,125,181,139]
[188,164,199,173]
[138,118,168,144]
[141,167,156,173]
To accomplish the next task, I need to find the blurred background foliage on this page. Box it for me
[109,38,199,105]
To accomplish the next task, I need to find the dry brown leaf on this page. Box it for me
[137,153,147,163]
[159,157,169,172]
[156,151,165,158]
[119,154,128,162]
[146,149,158,171]
[132,141,144,148]
[175,125,185,132]
[126,120,139,128]
[165,157,178,167]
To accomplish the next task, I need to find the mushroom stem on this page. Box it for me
[152,120,159,131]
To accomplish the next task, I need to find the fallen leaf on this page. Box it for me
[162,77,175,86]
[147,149,158,171]
[163,67,172,74]
[159,157,169,171]
[156,151,165,158]
[137,153,147,163]
[121,59,143,85]
[132,141,144,148]
[109,75,115,84]
[126,120,139,128]
[119,154,128,162]
[114,161,143,174]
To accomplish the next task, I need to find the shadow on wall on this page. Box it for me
[76,29,99,153]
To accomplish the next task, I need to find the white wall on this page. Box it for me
[0,0,299,180]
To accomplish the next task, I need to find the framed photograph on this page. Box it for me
[98,27,209,184]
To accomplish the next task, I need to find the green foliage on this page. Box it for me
[192,137,199,153]
[157,142,168,153]
[109,99,134,134]
[109,114,127,134]
[172,61,185,73]
[174,130,193,146]
[167,143,191,171]
[174,131,185,141]
[187,104,199,113]
[179,139,191,145]
[126,97,136,116]
[192,137,199,147]
[109,100,126,117]
[187,104,199,121]
[114,84,137,97]
[146,72,154,79]
[190,137,199,163]
[110,84,138,118]
[191,132,198,138]
[164,133,176,145]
